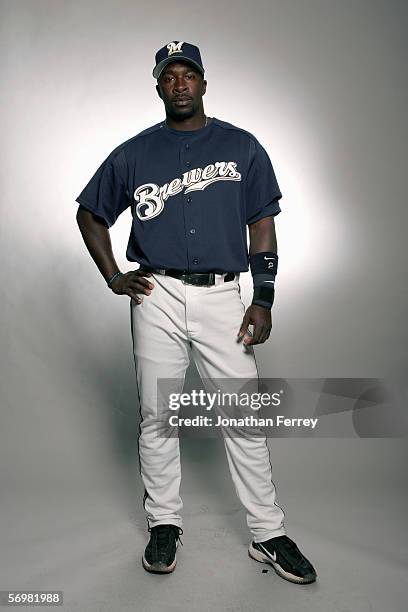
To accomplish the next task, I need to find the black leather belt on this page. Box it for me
[142,268,235,286]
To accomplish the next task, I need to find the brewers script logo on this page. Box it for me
[134,162,242,221]
[167,41,184,56]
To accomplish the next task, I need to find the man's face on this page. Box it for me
[156,61,207,121]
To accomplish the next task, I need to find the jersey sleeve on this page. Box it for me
[245,137,282,225]
[75,148,130,228]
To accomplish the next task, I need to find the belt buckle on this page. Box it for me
[181,273,191,285]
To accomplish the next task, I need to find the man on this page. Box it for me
[75,41,317,584]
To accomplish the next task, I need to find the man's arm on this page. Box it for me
[76,205,154,303]
[76,206,120,282]
[248,215,277,255]
[237,216,278,345]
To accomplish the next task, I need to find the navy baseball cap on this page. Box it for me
[153,41,205,80]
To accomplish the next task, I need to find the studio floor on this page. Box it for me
[1,439,406,612]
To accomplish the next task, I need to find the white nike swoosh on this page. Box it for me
[264,256,275,260]
[259,543,277,561]
[264,280,275,284]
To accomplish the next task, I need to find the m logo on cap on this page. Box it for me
[167,41,184,56]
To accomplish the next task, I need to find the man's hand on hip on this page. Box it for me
[110,269,155,304]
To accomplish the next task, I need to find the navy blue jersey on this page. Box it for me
[75,117,282,273]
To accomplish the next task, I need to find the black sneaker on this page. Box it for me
[142,524,184,574]
[248,535,317,584]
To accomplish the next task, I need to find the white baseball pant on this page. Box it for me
[129,271,286,543]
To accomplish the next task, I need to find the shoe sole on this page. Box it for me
[248,542,316,584]
[142,554,176,574]
[142,539,180,574]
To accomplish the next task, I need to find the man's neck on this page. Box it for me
[165,114,209,131]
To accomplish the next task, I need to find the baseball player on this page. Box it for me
[75,41,317,584]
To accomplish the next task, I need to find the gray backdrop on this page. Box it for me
[1,1,407,611]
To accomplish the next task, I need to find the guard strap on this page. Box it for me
[252,284,275,309]
[249,251,278,310]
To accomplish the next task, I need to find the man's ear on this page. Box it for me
[156,84,162,99]
[202,79,207,96]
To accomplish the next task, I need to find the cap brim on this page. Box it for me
[153,56,204,79]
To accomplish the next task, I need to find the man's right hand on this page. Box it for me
[110,269,155,304]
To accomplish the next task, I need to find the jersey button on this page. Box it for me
[185,143,190,149]
[193,258,198,264]
[186,161,191,167]
[187,197,192,203]
[189,228,196,234]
